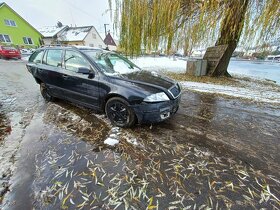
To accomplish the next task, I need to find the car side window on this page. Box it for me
[64,50,91,72]
[45,49,63,67]
[29,50,44,63]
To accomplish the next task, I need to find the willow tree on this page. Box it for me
[109,0,280,77]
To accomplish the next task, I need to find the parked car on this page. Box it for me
[20,48,31,54]
[26,46,181,127]
[0,46,21,59]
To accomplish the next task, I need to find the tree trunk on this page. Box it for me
[207,0,249,77]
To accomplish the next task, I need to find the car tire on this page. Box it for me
[40,83,54,102]
[105,97,136,128]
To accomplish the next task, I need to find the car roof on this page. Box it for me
[39,45,103,51]
[39,45,76,50]
[74,45,103,51]
[37,45,114,56]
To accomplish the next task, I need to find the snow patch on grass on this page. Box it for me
[182,81,280,104]
[132,56,186,73]
[131,56,280,104]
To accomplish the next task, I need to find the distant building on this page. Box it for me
[57,26,106,48]
[104,32,118,51]
[0,2,42,47]
[38,25,68,45]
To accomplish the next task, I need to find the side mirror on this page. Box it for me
[77,67,95,79]
[77,67,91,74]
[88,71,95,79]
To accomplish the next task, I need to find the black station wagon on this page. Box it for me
[26,46,181,127]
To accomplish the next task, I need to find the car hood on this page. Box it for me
[115,70,175,89]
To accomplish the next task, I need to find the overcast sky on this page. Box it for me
[4,0,115,38]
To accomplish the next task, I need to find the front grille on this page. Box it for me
[168,84,181,99]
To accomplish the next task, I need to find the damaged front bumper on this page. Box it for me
[131,96,181,124]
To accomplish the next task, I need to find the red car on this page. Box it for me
[0,46,21,59]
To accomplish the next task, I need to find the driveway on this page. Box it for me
[0,59,279,209]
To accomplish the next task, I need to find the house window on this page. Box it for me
[23,37,33,45]
[0,34,12,43]
[4,19,17,27]
[92,33,96,39]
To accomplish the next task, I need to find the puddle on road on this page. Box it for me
[0,101,30,205]
[169,91,280,177]
[0,106,10,203]
[28,124,280,209]
[43,102,110,146]
[1,99,280,210]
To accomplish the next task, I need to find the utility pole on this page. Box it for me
[104,24,109,36]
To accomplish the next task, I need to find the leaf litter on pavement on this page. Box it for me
[0,105,10,143]
[32,103,279,209]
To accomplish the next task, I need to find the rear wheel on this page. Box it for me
[40,83,54,102]
[105,97,136,128]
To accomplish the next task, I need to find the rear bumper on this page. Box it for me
[1,53,21,58]
[131,96,181,124]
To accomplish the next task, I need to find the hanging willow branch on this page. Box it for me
[109,0,280,56]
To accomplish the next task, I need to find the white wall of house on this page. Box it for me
[83,27,106,48]
[42,37,52,45]
[108,45,117,51]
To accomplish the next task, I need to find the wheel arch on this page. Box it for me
[102,93,129,112]
[34,77,43,84]
[104,94,137,127]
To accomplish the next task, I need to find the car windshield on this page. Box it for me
[84,51,141,75]
[2,46,16,50]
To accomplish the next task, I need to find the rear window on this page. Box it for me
[2,46,16,50]
[29,50,44,63]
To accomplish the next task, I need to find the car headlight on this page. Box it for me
[143,92,170,102]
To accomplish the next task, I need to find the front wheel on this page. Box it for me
[105,97,136,128]
[40,83,54,102]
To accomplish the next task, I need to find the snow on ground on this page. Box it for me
[103,127,120,146]
[132,56,280,104]
[103,127,143,147]
[132,56,187,73]
[228,60,280,84]
[104,137,119,146]
[182,81,280,104]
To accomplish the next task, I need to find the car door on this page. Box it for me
[61,50,100,108]
[39,49,65,97]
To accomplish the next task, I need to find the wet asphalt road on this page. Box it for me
[0,59,279,209]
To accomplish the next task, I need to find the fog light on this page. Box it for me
[160,111,170,120]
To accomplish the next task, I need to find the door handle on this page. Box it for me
[62,74,69,79]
